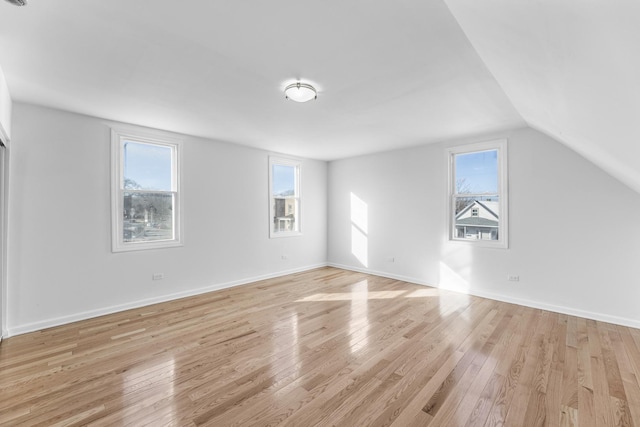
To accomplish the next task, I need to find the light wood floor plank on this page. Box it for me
[0,267,638,426]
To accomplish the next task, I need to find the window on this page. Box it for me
[269,157,301,237]
[111,129,182,252]
[448,139,508,248]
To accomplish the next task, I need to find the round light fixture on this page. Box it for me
[284,82,317,103]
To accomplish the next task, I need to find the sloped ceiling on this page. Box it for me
[443,0,640,193]
[0,0,523,160]
[0,1,638,193]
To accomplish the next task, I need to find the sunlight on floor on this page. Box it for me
[405,288,441,298]
[296,290,408,302]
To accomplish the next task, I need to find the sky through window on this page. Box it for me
[455,149,498,194]
[123,141,172,191]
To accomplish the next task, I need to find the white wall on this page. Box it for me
[0,65,11,143]
[8,105,640,334]
[7,103,327,335]
[328,127,640,328]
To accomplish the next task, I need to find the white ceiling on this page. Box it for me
[0,0,523,160]
[0,0,638,192]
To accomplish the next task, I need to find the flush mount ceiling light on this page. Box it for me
[284,82,317,103]
[4,0,27,5]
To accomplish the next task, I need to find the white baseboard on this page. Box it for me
[7,263,328,337]
[328,263,640,330]
[327,262,433,287]
[9,262,639,337]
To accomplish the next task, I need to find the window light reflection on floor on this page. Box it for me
[349,280,370,354]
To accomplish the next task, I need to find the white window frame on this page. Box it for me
[111,128,183,252]
[269,156,302,238]
[447,139,508,249]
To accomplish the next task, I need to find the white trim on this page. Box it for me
[447,139,509,249]
[111,128,184,252]
[328,262,432,289]
[328,263,640,330]
[6,263,328,337]
[7,262,640,336]
[269,156,302,238]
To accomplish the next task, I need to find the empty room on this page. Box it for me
[0,0,639,426]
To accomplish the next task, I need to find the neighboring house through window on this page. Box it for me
[111,128,183,252]
[448,139,508,248]
[456,200,499,241]
[269,157,301,237]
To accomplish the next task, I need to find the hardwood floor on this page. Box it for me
[1,267,639,426]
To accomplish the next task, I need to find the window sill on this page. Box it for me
[269,231,302,239]
[448,238,508,249]
[112,240,184,253]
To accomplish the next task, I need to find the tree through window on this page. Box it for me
[448,140,508,248]
[111,129,182,252]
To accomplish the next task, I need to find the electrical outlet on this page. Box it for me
[387,257,395,263]
[152,273,164,281]
[508,275,520,282]
[281,255,288,260]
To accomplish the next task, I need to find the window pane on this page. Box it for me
[272,164,296,196]
[272,197,298,233]
[269,158,302,238]
[454,196,500,241]
[123,141,172,191]
[123,192,174,242]
[454,149,498,194]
